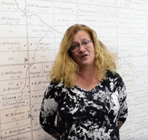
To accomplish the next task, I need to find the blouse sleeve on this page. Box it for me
[116,74,128,125]
[39,81,59,134]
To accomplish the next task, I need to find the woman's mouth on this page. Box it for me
[81,54,88,58]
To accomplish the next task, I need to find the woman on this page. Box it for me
[40,24,128,140]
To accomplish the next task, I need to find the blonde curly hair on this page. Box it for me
[49,24,116,87]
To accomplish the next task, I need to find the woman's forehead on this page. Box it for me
[72,31,90,41]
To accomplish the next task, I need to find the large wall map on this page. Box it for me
[0,0,148,140]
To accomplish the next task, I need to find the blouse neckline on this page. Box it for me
[74,80,103,92]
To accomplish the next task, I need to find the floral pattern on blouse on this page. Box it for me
[40,71,128,140]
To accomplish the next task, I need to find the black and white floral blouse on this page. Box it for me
[40,71,128,140]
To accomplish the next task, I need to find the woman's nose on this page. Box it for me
[78,45,86,52]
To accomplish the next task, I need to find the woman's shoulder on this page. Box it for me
[106,70,123,81]
[106,70,126,90]
[44,80,65,99]
[50,80,64,88]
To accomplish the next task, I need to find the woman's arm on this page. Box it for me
[117,75,128,128]
[50,133,57,139]
[40,83,59,136]
[119,122,122,129]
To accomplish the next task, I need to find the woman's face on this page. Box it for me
[70,30,95,69]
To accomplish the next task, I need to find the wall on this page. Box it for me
[0,0,148,140]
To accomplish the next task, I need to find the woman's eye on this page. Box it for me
[82,41,87,45]
[83,41,87,45]
[72,43,79,47]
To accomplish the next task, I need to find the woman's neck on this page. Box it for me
[79,67,96,80]
[76,66,101,91]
